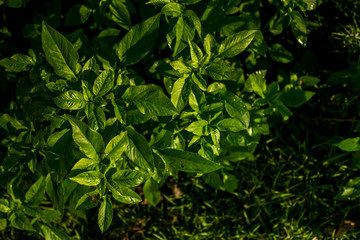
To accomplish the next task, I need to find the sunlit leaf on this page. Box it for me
[42,21,79,79]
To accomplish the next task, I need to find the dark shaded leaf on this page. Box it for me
[143,178,161,206]
[110,0,131,30]
[0,53,34,72]
[116,13,161,66]
[25,176,45,206]
[280,89,315,107]
[98,195,113,232]
[75,190,99,210]
[125,127,154,172]
[41,224,71,240]
[268,44,294,63]
[65,4,92,26]
[290,10,307,47]
[158,149,222,173]
[223,92,250,128]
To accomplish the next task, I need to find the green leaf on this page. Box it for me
[205,58,232,80]
[98,195,113,233]
[223,172,239,193]
[117,13,161,66]
[107,180,142,204]
[41,224,71,240]
[207,82,227,95]
[0,218,6,231]
[5,0,29,8]
[182,0,202,4]
[223,92,250,128]
[68,115,105,160]
[85,103,106,131]
[47,129,70,147]
[54,90,87,110]
[0,53,34,72]
[300,0,318,10]
[45,174,65,213]
[158,149,222,173]
[146,0,170,6]
[82,80,93,101]
[75,190,99,210]
[25,176,45,206]
[110,0,131,30]
[217,118,246,132]
[122,85,177,116]
[38,209,61,223]
[248,74,266,98]
[191,72,207,91]
[184,10,201,38]
[300,76,320,88]
[0,199,10,213]
[41,21,79,80]
[171,76,191,112]
[249,31,267,57]
[166,11,196,55]
[268,44,294,64]
[204,34,216,57]
[174,16,184,56]
[189,87,206,112]
[72,158,98,171]
[93,70,114,97]
[46,80,67,92]
[272,100,292,120]
[0,113,27,132]
[111,169,151,187]
[170,60,191,74]
[82,56,100,75]
[185,120,209,136]
[69,171,103,186]
[153,152,166,183]
[125,127,154,172]
[188,40,203,64]
[290,10,307,47]
[280,89,315,107]
[204,172,223,190]
[9,212,34,231]
[333,138,360,152]
[217,30,257,58]
[65,4,92,26]
[143,178,161,206]
[112,99,126,124]
[104,132,128,162]
[161,2,183,17]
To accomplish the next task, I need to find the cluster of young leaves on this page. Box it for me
[0,0,320,237]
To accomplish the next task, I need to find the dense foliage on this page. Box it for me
[0,0,359,239]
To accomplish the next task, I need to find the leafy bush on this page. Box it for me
[1,0,358,238]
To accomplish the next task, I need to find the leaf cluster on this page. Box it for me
[0,0,325,237]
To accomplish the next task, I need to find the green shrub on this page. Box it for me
[0,0,339,238]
